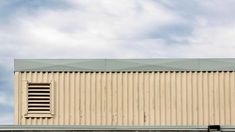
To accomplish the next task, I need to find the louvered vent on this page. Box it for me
[27,83,51,113]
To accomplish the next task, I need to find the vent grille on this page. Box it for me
[27,83,51,113]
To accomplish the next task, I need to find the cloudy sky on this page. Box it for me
[1,0,235,124]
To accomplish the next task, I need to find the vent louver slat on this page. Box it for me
[27,83,51,113]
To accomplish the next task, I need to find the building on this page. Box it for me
[14,59,235,130]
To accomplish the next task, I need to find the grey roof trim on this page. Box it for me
[14,59,235,72]
[0,125,234,131]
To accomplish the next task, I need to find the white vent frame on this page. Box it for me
[23,80,54,118]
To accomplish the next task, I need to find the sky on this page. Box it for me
[1,0,235,124]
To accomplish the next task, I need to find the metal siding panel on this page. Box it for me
[214,72,220,124]
[192,72,198,125]
[171,72,176,125]
[90,73,95,125]
[75,72,80,125]
[182,72,187,125]
[70,72,75,125]
[28,72,32,125]
[149,72,155,125]
[144,72,149,125]
[86,73,91,125]
[44,73,48,125]
[133,72,138,125]
[80,72,85,125]
[101,73,107,125]
[231,72,235,124]
[155,72,160,125]
[118,73,123,125]
[31,118,36,125]
[123,72,128,125]
[64,73,69,125]
[229,72,233,125]
[127,72,133,125]
[160,72,165,125]
[219,72,225,125]
[209,72,214,125]
[176,72,181,125]
[16,71,235,126]
[59,72,64,125]
[203,72,209,124]
[21,72,27,125]
[48,73,54,125]
[19,72,22,125]
[198,72,203,125]
[139,72,144,125]
[187,72,192,125]
[165,72,171,125]
[44,72,49,125]
[112,72,117,125]
[225,72,230,125]
[55,72,59,125]
[106,72,112,125]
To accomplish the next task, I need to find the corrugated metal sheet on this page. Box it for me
[14,59,235,72]
[15,71,235,125]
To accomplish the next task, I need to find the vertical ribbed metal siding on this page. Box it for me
[15,71,235,125]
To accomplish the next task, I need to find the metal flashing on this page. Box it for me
[1,125,235,131]
[14,58,235,72]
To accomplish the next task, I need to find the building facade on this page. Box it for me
[14,59,235,126]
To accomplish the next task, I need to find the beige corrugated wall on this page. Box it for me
[15,71,235,125]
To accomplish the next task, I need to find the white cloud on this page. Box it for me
[169,0,235,58]
[0,0,182,60]
[0,0,235,62]
[180,24,235,57]
[198,0,235,14]
[196,0,235,26]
